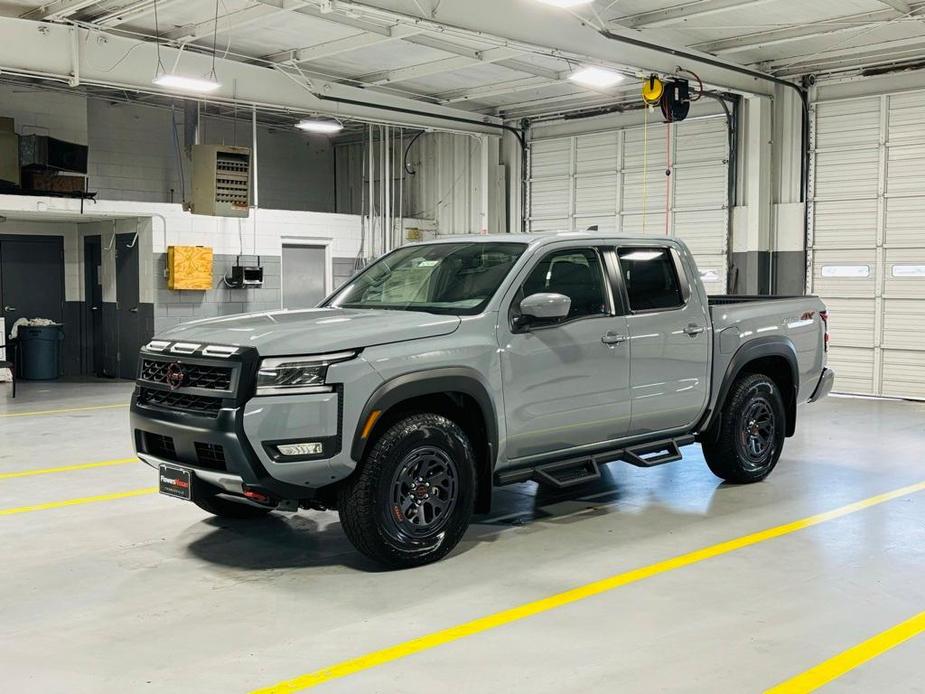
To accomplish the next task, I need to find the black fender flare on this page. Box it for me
[701,336,800,440]
[350,367,499,470]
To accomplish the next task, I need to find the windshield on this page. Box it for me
[326,242,527,315]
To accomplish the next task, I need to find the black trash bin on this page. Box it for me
[18,324,63,380]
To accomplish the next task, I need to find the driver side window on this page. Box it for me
[520,247,608,320]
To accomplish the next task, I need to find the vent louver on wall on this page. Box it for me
[189,144,251,217]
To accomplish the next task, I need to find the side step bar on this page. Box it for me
[496,435,697,489]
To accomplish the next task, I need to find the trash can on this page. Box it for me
[18,324,63,380]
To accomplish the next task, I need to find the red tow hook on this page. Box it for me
[242,487,272,504]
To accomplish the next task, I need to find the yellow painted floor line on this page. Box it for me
[0,403,129,418]
[250,480,925,694]
[766,610,925,693]
[0,457,138,480]
[0,487,157,516]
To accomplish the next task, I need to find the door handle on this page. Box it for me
[601,331,627,345]
[129,307,139,313]
[3,306,15,312]
[91,306,99,311]
[683,323,704,337]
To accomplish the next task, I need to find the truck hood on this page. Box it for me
[161,308,461,356]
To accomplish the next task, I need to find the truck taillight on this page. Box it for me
[820,310,829,352]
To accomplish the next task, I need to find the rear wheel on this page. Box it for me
[702,373,786,484]
[338,413,476,569]
[194,492,275,519]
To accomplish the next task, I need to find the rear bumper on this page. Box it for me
[809,367,835,403]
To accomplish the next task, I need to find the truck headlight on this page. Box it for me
[255,351,357,396]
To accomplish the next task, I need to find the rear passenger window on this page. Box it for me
[618,247,684,311]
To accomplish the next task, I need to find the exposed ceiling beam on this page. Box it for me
[253,0,394,35]
[770,36,925,75]
[307,0,777,96]
[693,8,904,55]
[0,16,504,135]
[878,0,913,13]
[615,0,777,29]
[265,26,423,64]
[91,0,185,28]
[437,76,563,104]
[20,0,105,20]
[165,4,281,43]
[358,46,525,85]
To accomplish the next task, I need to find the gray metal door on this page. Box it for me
[83,235,104,376]
[282,244,327,309]
[115,233,140,379]
[0,235,64,341]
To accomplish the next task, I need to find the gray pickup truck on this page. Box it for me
[131,232,834,568]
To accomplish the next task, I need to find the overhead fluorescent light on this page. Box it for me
[568,66,625,89]
[296,118,344,134]
[152,73,221,93]
[621,251,663,262]
[534,0,595,7]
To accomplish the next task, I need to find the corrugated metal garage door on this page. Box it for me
[810,90,925,398]
[527,115,729,294]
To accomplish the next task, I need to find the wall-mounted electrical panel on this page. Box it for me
[227,256,264,288]
[189,144,251,218]
[167,245,214,290]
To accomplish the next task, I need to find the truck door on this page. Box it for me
[499,245,631,460]
[615,245,710,435]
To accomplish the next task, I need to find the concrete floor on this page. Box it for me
[1,380,924,693]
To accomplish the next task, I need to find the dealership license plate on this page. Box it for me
[159,464,192,501]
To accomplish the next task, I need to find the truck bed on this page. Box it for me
[708,295,814,306]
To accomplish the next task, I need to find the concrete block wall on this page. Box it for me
[0,84,87,145]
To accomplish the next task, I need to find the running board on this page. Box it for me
[494,435,696,487]
[620,435,695,468]
[533,458,601,489]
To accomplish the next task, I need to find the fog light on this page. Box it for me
[277,442,323,457]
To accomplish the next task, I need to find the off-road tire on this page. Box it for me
[702,373,786,484]
[338,413,476,569]
[194,493,275,519]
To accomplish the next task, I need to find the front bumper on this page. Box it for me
[809,367,835,403]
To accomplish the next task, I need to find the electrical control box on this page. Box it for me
[167,245,214,290]
[189,144,251,218]
[228,256,264,288]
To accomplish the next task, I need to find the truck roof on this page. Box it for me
[413,231,679,247]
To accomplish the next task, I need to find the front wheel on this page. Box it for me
[702,373,786,484]
[338,413,476,569]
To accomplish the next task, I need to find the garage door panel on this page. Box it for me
[813,199,877,249]
[530,139,571,178]
[529,218,569,233]
[884,197,925,247]
[620,214,666,236]
[576,132,618,173]
[575,173,618,215]
[530,178,570,218]
[886,144,925,196]
[813,149,879,199]
[882,299,925,350]
[881,350,925,399]
[812,250,877,298]
[672,119,727,165]
[826,346,875,395]
[688,253,726,295]
[622,170,667,213]
[884,249,925,298]
[815,98,880,148]
[822,298,876,348]
[575,215,617,233]
[673,165,727,209]
[672,209,726,256]
[888,91,925,143]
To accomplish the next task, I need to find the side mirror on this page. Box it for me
[519,292,571,323]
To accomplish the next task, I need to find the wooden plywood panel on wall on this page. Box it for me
[168,246,213,290]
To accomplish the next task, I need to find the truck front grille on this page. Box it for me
[140,359,233,391]
[195,442,227,470]
[138,387,223,417]
[144,432,177,460]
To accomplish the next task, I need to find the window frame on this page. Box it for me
[509,245,615,332]
[612,245,690,316]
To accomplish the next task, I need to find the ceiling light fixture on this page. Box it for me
[150,0,222,93]
[534,0,595,7]
[568,65,625,89]
[296,118,344,134]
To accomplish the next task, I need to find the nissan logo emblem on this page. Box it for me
[165,363,187,390]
